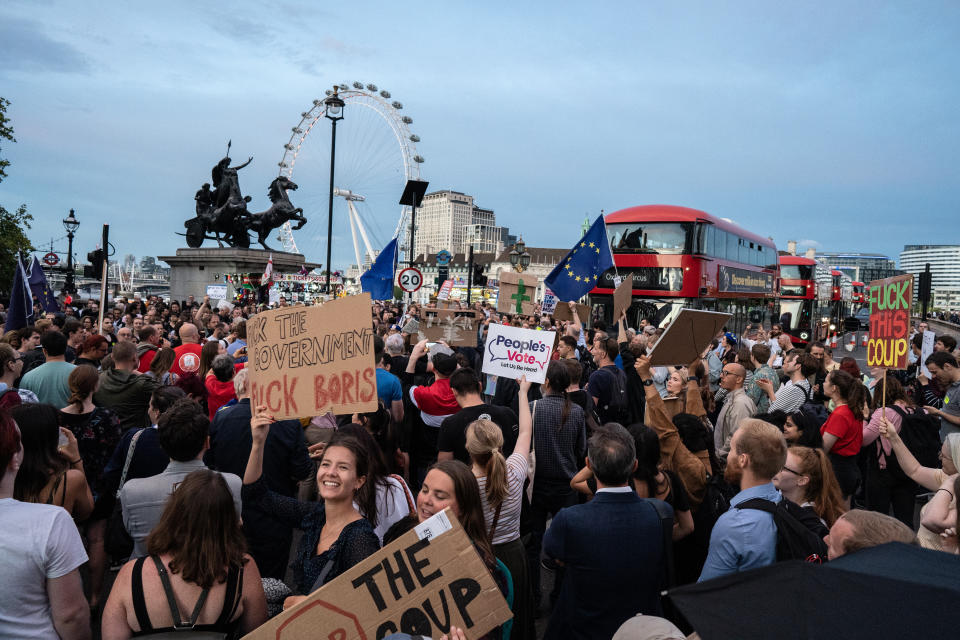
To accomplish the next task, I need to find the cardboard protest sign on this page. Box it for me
[246,293,377,420]
[437,279,454,300]
[242,509,512,640]
[648,309,731,366]
[552,301,590,323]
[497,271,538,316]
[206,284,228,300]
[481,323,555,384]
[867,274,913,369]
[921,330,936,378]
[419,309,482,347]
[541,288,558,315]
[613,277,632,319]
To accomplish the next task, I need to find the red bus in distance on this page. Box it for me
[589,205,778,335]
[777,255,820,345]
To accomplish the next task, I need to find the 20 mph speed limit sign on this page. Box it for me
[398,267,423,293]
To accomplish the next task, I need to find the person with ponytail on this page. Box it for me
[773,445,845,531]
[821,369,869,506]
[465,375,534,640]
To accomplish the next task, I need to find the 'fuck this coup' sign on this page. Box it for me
[481,323,555,384]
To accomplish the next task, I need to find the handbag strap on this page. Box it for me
[151,555,210,629]
[115,428,145,498]
[489,500,504,540]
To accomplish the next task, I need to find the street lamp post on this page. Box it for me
[323,86,345,296]
[509,238,531,273]
[62,209,79,297]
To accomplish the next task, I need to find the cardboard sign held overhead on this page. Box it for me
[242,509,512,640]
[613,277,633,319]
[418,309,482,347]
[867,274,914,370]
[497,271,538,316]
[246,293,377,420]
[481,323,555,384]
[552,301,590,323]
[648,309,731,366]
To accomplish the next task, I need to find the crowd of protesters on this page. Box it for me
[0,291,958,639]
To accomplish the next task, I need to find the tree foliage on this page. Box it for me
[0,97,33,296]
[0,97,14,183]
[0,204,34,295]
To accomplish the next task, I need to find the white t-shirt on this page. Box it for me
[0,499,89,639]
[356,475,414,544]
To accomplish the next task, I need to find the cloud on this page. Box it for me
[797,239,823,249]
[0,18,92,74]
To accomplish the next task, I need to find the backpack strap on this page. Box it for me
[735,497,778,513]
[888,404,908,420]
[151,555,210,629]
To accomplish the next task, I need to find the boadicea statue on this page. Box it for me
[182,141,307,250]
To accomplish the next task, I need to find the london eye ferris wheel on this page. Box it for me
[275,82,424,273]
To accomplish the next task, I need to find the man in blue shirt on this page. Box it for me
[699,418,787,582]
[373,336,403,424]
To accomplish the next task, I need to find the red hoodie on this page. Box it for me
[411,378,459,427]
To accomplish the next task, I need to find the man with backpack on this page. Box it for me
[587,336,630,424]
[757,351,818,415]
[700,419,827,581]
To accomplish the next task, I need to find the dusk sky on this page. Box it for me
[2,1,958,270]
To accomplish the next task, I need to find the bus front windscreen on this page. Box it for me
[607,222,691,254]
[780,264,813,280]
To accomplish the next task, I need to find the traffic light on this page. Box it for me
[918,270,932,303]
[472,263,487,287]
[85,248,104,279]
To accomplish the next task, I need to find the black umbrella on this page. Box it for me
[668,543,960,640]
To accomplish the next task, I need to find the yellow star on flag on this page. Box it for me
[580,242,586,248]
[588,242,595,248]
[595,247,600,254]
[575,276,582,282]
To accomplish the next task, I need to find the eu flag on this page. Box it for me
[360,237,398,300]
[28,256,60,314]
[544,214,614,302]
[5,259,34,332]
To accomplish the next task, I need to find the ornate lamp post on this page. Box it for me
[62,209,79,296]
[509,238,531,273]
[323,86,345,294]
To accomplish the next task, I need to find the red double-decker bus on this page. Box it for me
[588,205,778,335]
[777,255,820,344]
[851,281,865,305]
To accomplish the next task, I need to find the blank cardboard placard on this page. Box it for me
[613,278,632,319]
[246,293,378,420]
[242,509,512,640]
[552,301,590,323]
[419,309,482,346]
[497,271,538,316]
[648,309,732,366]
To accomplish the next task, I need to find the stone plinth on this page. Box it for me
[159,248,320,302]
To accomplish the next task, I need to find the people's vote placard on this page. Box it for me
[481,323,554,384]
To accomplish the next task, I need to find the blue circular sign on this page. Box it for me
[436,249,452,266]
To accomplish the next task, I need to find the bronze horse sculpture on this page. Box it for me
[183,151,307,250]
[246,176,307,250]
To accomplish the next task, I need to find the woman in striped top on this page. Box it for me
[466,375,534,639]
